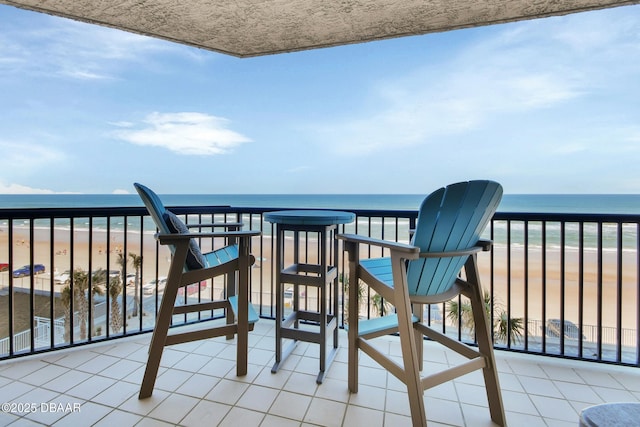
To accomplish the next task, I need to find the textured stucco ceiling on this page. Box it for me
[1,0,638,57]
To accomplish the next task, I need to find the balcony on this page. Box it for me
[0,204,639,425]
[1,318,639,426]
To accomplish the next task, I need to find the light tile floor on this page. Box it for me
[0,320,639,426]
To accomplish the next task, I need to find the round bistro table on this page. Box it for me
[265,210,355,383]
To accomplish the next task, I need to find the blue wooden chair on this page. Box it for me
[339,180,505,426]
[134,183,260,399]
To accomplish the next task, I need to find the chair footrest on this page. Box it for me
[228,296,259,324]
[353,314,419,337]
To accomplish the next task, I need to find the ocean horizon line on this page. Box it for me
[1,193,640,214]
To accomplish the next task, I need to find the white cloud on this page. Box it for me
[0,181,83,194]
[551,143,587,155]
[0,14,186,80]
[0,141,65,175]
[113,112,251,155]
[63,69,113,81]
[622,126,640,144]
[0,182,55,194]
[314,8,637,156]
[0,137,71,193]
[108,121,135,128]
[112,189,131,194]
[314,63,582,155]
[551,9,640,55]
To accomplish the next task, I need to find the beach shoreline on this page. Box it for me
[1,225,637,334]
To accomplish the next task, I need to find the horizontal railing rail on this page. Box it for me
[0,206,638,367]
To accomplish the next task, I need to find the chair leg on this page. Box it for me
[347,281,359,392]
[392,256,427,427]
[236,244,250,377]
[345,242,360,393]
[226,271,237,340]
[466,256,506,426]
[413,302,424,372]
[397,299,427,426]
[139,278,180,399]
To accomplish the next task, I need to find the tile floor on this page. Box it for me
[0,319,639,426]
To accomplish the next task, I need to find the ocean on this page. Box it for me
[0,193,639,213]
[1,193,638,251]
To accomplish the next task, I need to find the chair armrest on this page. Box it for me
[156,230,260,244]
[478,239,493,251]
[185,222,243,230]
[418,239,493,258]
[337,233,419,256]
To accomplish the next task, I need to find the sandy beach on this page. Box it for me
[485,245,638,331]
[1,225,637,339]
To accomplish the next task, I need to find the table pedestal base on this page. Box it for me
[271,308,339,383]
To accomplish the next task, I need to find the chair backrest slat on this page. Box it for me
[407,180,502,297]
[134,183,172,236]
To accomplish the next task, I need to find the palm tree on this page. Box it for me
[89,269,108,336]
[115,252,142,317]
[342,274,393,323]
[92,267,123,335]
[341,274,366,325]
[447,291,523,345]
[447,298,474,334]
[71,270,89,340]
[129,253,142,317]
[60,285,72,342]
[108,275,123,334]
[495,310,524,343]
[371,292,392,317]
[61,269,105,341]
[115,253,128,313]
[72,269,105,340]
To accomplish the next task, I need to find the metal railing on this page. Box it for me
[0,206,638,367]
[488,212,640,366]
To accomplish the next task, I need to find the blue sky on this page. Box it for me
[0,4,639,195]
